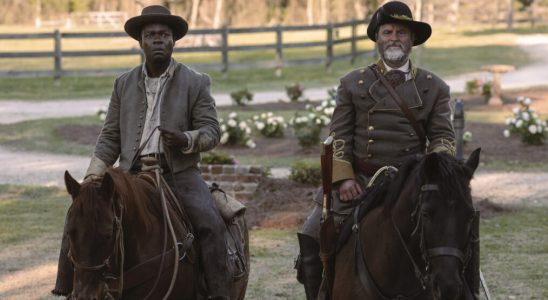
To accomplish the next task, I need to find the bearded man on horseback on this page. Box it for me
[53,5,230,299]
[296,1,456,299]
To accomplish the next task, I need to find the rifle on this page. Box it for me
[319,135,336,299]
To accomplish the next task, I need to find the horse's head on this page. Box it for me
[64,171,120,300]
[415,148,480,300]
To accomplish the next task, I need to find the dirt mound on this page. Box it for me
[245,177,317,229]
[474,197,515,219]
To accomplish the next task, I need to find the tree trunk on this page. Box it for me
[506,0,514,29]
[307,0,315,25]
[213,0,224,28]
[189,0,201,28]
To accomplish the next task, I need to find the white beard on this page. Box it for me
[384,47,406,62]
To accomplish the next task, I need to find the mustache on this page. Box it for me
[385,43,404,50]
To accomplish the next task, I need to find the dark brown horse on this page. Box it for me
[64,168,249,300]
[332,149,480,300]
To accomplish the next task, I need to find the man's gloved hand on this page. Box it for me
[338,179,363,202]
[159,127,189,148]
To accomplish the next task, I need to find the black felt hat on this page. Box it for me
[367,1,432,46]
[124,5,188,41]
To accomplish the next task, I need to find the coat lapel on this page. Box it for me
[368,78,423,111]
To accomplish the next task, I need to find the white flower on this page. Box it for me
[524,98,532,105]
[227,119,237,127]
[517,96,525,103]
[256,122,265,130]
[229,112,237,119]
[528,125,538,134]
[239,121,247,130]
[308,113,316,119]
[503,129,510,138]
[221,124,227,131]
[260,113,267,119]
[515,119,523,128]
[505,118,512,125]
[513,107,520,114]
[220,132,229,144]
[245,127,251,134]
[267,112,273,117]
[538,125,544,134]
[522,112,530,121]
[245,139,256,148]
[324,107,335,116]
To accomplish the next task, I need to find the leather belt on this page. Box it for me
[131,153,170,173]
[354,159,383,178]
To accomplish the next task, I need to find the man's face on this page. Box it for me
[140,23,174,64]
[376,23,414,66]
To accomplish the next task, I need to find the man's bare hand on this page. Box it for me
[159,127,188,148]
[339,179,363,202]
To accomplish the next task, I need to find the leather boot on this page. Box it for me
[51,229,73,296]
[296,233,323,300]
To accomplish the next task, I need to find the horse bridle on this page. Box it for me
[68,196,125,299]
[394,183,473,291]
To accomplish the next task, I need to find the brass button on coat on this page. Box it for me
[367,153,373,158]
[368,139,374,144]
[368,126,374,131]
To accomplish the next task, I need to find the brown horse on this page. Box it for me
[332,149,480,300]
[64,168,249,300]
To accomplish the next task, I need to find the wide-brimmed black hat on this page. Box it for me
[124,5,188,41]
[367,1,431,46]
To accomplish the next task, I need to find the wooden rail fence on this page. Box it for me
[0,19,373,79]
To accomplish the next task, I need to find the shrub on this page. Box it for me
[202,152,237,165]
[503,96,547,145]
[465,79,482,95]
[230,88,253,106]
[290,89,334,148]
[252,112,287,138]
[289,161,322,186]
[219,112,256,148]
[285,83,305,102]
[97,107,107,121]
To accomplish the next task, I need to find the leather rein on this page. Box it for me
[354,183,473,300]
[68,172,194,300]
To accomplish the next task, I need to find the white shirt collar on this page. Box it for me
[382,60,410,73]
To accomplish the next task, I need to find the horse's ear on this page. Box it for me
[424,152,440,181]
[100,172,115,201]
[64,170,80,199]
[464,148,481,178]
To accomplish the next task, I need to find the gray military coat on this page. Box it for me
[331,61,455,183]
[91,61,220,174]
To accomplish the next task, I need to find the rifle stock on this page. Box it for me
[319,135,335,299]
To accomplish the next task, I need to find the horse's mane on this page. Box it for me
[382,153,473,213]
[74,168,159,232]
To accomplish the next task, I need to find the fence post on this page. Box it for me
[53,29,62,81]
[221,25,229,73]
[275,25,283,77]
[350,19,357,64]
[326,23,334,71]
[453,99,465,160]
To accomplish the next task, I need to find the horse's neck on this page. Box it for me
[361,187,425,295]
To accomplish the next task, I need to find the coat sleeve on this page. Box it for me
[330,78,356,183]
[86,78,122,177]
[426,82,456,155]
[181,74,221,154]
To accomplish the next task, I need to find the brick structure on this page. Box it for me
[200,164,263,202]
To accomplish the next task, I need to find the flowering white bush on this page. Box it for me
[503,96,547,145]
[463,131,473,145]
[97,107,107,121]
[290,92,334,148]
[252,112,287,138]
[219,112,256,148]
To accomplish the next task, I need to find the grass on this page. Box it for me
[480,206,548,299]
[0,26,539,100]
[1,183,545,299]
[0,184,69,245]
[0,116,99,156]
